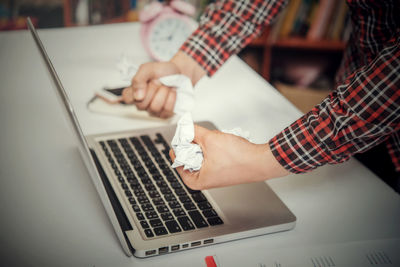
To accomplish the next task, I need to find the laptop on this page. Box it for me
[27,18,296,258]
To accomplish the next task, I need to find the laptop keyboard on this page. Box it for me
[99,133,223,238]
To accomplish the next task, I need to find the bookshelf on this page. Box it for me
[245,0,350,84]
[240,0,351,113]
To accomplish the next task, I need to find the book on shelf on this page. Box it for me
[328,1,349,40]
[278,0,302,38]
[271,0,349,42]
[306,0,336,40]
[291,0,313,37]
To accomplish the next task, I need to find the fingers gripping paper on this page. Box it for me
[117,56,195,115]
[171,112,252,172]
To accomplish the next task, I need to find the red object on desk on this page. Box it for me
[205,256,217,267]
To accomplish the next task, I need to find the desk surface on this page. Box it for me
[1,23,399,267]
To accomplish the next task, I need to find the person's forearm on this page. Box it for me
[171,51,206,86]
[253,143,290,181]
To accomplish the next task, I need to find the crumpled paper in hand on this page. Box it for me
[171,112,252,172]
[171,112,203,171]
[117,55,195,115]
[159,75,195,115]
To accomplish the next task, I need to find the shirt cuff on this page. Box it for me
[268,114,349,174]
[180,27,229,77]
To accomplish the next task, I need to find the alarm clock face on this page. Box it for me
[148,16,195,61]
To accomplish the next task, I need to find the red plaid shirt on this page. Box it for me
[180,0,400,173]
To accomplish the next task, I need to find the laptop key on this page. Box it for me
[191,192,206,203]
[202,209,218,218]
[132,204,140,212]
[164,194,176,202]
[145,211,158,220]
[160,187,172,196]
[165,220,182,233]
[156,180,167,188]
[129,180,140,188]
[161,212,174,221]
[156,205,169,213]
[148,190,160,199]
[149,218,163,227]
[133,188,146,197]
[153,226,168,236]
[207,217,224,226]
[170,181,182,189]
[152,174,164,182]
[141,204,154,212]
[136,212,145,221]
[188,210,208,228]
[117,175,124,183]
[140,220,150,229]
[173,208,185,217]
[141,178,153,185]
[137,196,150,204]
[183,202,197,211]
[128,197,136,204]
[197,201,212,210]
[145,184,156,191]
[174,188,188,196]
[179,196,192,203]
[177,216,195,231]
[168,201,181,209]
[152,197,164,206]
[144,229,154,238]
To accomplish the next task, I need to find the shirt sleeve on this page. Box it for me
[269,38,400,174]
[180,0,287,76]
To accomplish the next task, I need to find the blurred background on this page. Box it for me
[0,0,350,113]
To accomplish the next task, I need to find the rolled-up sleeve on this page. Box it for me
[180,0,287,76]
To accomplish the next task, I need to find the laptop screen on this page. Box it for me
[27,18,97,178]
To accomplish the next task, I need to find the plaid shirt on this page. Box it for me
[180,0,400,173]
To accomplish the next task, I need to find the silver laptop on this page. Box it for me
[27,18,296,258]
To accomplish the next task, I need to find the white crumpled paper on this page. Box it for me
[171,112,203,171]
[171,113,252,172]
[159,75,195,115]
[117,55,195,115]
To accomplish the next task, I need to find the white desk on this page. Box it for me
[1,23,399,267]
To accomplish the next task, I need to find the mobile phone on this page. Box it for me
[95,87,126,104]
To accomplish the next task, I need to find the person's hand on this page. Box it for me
[169,125,290,190]
[122,61,180,118]
[122,51,206,118]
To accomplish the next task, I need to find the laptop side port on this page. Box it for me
[204,239,214,244]
[171,245,180,251]
[145,250,156,256]
[159,247,169,254]
[191,241,201,247]
[182,244,189,249]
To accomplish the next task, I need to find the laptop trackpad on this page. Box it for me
[205,182,295,229]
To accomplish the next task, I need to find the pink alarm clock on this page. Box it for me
[139,0,197,61]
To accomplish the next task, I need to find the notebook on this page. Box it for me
[27,18,296,258]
